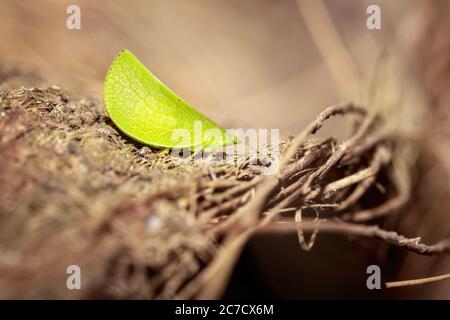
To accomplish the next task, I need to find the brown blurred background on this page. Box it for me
[1,0,448,299]
[0,0,425,136]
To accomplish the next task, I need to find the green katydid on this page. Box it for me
[103,49,235,149]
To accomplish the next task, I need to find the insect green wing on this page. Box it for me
[103,49,235,149]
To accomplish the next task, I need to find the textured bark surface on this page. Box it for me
[0,74,233,298]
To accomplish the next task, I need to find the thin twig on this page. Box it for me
[259,220,450,256]
[386,273,450,288]
[295,208,323,251]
